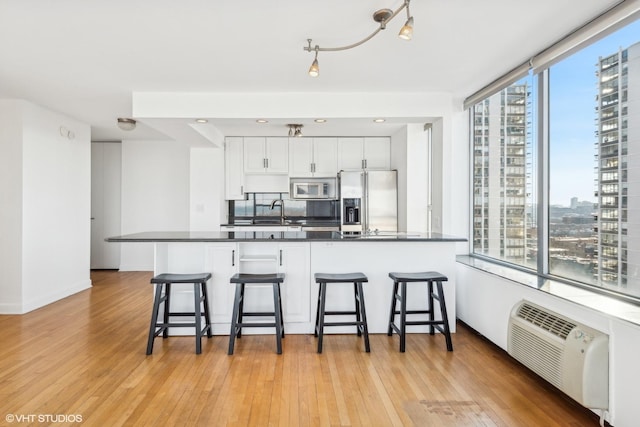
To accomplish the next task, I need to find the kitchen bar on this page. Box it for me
[108,231,466,335]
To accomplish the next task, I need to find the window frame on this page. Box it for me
[468,51,640,305]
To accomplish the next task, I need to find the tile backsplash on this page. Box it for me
[230,193,338,221]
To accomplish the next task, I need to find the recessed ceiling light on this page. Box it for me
[195,119,208,123]
[373,118,386,123]
[314,119,327,123]
[256,119,269,124]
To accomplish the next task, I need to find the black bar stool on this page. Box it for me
[387,271,453,352]
[314,272,370,354]
[146,272,213,355]
[228,273,285,355]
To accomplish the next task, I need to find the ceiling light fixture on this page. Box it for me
[373,118,386,123]
[256,119,269,123]
[117,118,136,131]
[314,119,327,123]
[304,0,414,77]
[287,124,303,137]
[195,119,208,123]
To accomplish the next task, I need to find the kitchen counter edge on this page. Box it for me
[106,231,467,243]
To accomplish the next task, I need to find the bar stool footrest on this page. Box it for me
[324,310,358,316]
[323,321,365,327]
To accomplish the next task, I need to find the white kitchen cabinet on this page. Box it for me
[289,138,314,176]
[289,137,338,177]
[244,137,288,174]
[224,137,245,200]
[363,137,391,170]
[232,242,310,324]
[205,243,238,323]
[337,137,390,171]
[278,242,311,322]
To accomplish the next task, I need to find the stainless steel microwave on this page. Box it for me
[290,177,337,200]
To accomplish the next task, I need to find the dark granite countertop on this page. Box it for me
[106,231,467,243]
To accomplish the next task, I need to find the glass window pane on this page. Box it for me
[472,75,538,269]
[549,19,640,298]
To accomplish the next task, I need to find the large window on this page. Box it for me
[472,18,640,300]
[472,74,537,269]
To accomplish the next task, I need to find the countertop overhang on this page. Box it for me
[106,231,467,243]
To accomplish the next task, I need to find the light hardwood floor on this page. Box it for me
[0,271,600,426]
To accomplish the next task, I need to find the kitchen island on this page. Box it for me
[107,231,466,335]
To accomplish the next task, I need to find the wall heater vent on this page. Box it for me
[507,300,609,410]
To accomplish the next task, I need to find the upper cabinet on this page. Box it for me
[289,137,338,177]
[337,137,390,171]
[225,137,245,200]
[244,137,289,174]
[224,136,390,199]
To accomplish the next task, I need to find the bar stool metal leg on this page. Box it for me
[277,284,285,339]
[163,283,171,338]
[146,283,164,355]
[314,283,322,338]
[400,281,407,352]
[273,282,283,354]
[228,282,243,355]
[434,281,453,351]
[193,283,203,354]
[387,279,400,336]
[353,282,362,337]
[356,281,371,352]
[317,281,327,353]
[201,282,213,339]
[427,281,435,335]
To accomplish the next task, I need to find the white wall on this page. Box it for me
[391,123,432,233]
[119,140,190,270]
[0,99,91,314]
[405,123,430,233]
[456,263,640,426]
[390,126,408,232]
[190,147,225,231]
[0,101,24,312]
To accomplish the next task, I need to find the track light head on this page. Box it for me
[398,16,414,40]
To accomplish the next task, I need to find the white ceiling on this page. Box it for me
[0,0,620,141]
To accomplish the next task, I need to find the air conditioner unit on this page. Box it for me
[507,300,609,410]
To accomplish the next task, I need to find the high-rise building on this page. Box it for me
[473,84,531,264]
[595,42,640,289]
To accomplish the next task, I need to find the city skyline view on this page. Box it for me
[549,20,640,206]
[472,18,640,297]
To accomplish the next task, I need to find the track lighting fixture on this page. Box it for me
[287,124,303,137]
[304,0,414,76]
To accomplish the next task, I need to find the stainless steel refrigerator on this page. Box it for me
[339,170,397,233]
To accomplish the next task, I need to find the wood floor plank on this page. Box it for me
[0,270,602,426]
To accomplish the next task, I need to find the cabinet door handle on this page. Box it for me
[240,185,244,195]
[266,158,269,169]
[279,249,283,266]
[362,159,366,169]
[232,249,235,266]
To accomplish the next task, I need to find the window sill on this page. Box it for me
[456,255,640,328]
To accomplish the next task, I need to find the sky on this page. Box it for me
[547,20,640,206]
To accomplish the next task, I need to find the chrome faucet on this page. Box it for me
[270,199,285,224]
